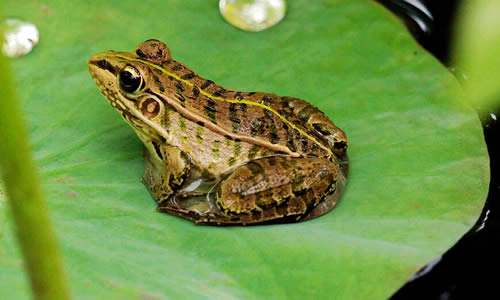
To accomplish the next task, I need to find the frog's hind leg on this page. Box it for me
[212,155,346,225]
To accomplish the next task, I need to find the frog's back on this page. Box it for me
[152,58,346,159]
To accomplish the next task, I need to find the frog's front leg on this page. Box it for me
[216,156,345,224]
[142,141,190,203]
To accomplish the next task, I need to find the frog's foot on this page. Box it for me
[158,195,213,222]
[213,155,346,225]
[156,177,221,222]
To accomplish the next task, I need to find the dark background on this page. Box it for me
[374,1,499,298]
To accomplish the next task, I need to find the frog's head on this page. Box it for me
[88,39,172,143]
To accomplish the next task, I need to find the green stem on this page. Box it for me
[0,43,71,299]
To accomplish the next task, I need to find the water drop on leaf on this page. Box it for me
[219,0,286,32]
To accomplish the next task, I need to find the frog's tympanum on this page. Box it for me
[88,39,348,225]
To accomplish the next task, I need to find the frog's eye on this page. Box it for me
[118,66,144,94]
[139,96,163,119]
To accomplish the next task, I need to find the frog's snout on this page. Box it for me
[88,54,118,77]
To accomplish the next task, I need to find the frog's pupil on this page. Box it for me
[119,68,141,93]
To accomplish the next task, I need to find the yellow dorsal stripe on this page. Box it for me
[113,54,332,156]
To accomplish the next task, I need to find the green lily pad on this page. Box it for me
[0,0,489,299]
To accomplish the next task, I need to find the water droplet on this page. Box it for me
[219,0,286,32]
[2,18,39,58]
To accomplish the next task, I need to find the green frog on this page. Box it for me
[88,39,348,225]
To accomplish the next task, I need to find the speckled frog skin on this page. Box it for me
[88,39,348,225]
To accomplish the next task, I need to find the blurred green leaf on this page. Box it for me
[455,0,500,109]
[0,0,489,299]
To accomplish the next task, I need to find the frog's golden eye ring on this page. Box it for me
[139,96,163,119]
[118,65,144,94]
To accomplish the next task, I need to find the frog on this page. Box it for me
[88,39,348,225]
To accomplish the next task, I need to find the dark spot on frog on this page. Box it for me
[229,103,237,113]
[239,103,248,113]
[192,86,200,97]
[94,59,116,74]
[152,141,163,159]
[250,118,264,136]
[204,98,218,123]
[213,88,226,97]
[201,80,214,90]
[205,99,217,113]
[312,123,331,136]
[181,72,195,80]
[301,140,309,152]
[246,161,264,176]
[234,92,244,100]
[175,81,185,92]
[172,63,183,71]
[228,156,237,166]
[152,74,165,92]
[334,141,347,152]
[261,95,273,105]
[269,131,279,144]
[136,48,146,58]
[298,106,316,122]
